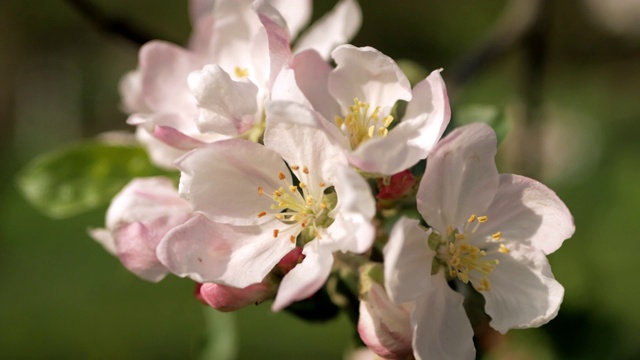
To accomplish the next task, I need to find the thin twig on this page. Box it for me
[65,0,156,46]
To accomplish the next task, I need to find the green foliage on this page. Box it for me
[454,104,510,144]
[16,141,172,219]
[200,308,238,360]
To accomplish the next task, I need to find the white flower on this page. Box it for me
[157,118,375,311]
[383,123,575,359]
[121,0,361,168]
[89,177,193,282]
[270,44,450,175]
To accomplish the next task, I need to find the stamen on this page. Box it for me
[273,229,279,238]
[303,166,309,174]
[492,232,502,241]
[257,211,267,218]
[499,244,510,254]
[290,235,296,244]
[290,165,300,170]
[257,187,264,196]
[468,214,476,223]
[234,67,249,78]
[477,216,488,223]
[278,172,286,180]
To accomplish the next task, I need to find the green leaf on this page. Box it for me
[16,140,174,218]
[454,104,511,144]
[200,308,238,360]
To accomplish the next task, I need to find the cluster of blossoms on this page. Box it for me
[91,1,575,358]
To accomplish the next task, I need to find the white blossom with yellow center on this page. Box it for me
[382,123,575,360]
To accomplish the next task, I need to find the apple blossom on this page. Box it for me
[270,44,450,175]
[121,0,361,169]
[383,123,575,359]
[89,177,193,282]
[157,118,375,311]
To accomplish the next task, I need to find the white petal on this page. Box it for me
[290,49,341,120]
[119,70,147,114]
[330,45,411,115]
[157,215,296,287]
[417,123,499,232]
[324,166,376,254]
[294,0,362,60]
[475,174,575,255]
[177,139,290,226]
[482,246,564,333]
[271,67,312,107]
[412,275,476,360]
[268,0,312,39]
[139,41,201,115]
[209,0,261,72]
[384,217,433,304]
[271,241,334,311]
[189,64,259,135]
[265,100,350,152]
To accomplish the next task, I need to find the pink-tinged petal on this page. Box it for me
[188,14,214,54]
[384,218,433,304]
[412,275,476,360]
[475,174,574,255]
[330,45,411,115]
[350,69,451,175]
[417,123,499,232]
[294,0,362,60]
[265,100,350,157]
[271,67,312,107]
[189,64,259,135]
[113,220,172,282]
[119,70,147,114]
[358,282,413,360]
[158,215,296,287]
[135,126,189,170]
[271,240,334,311]
[269,0,311,39]
[139,41,201,115]
[98,177,193,282]
[189,0,214,24]
[290,49,341,120]
[177,139,290,226]
[254,0,292,89]
[325,166,376,254]
[88,228,116,255]
[482,246,564,334]
[151,125,207,150]
[199,281,276,312]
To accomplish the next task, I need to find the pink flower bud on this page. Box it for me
[376,170,416,201]
[275,246,305,274]
[198,281,276,312]
[358,282,413,360]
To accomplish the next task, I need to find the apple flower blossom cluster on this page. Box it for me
[91,0,575,358]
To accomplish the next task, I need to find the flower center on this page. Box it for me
[334,98,394,149]
[234,66,249,79]
[257,165,336,244]
[430,214,509,291]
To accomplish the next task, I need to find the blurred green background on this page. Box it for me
[1,0,639,358]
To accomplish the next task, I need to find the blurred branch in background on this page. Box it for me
[64,0,156,46]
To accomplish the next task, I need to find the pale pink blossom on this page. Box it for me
[89,177,193,282]
[157,119,375,311]
[383,123,575,359]
[122,0,361,169]
[270,44,450,175]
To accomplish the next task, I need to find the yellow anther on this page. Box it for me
[477,216,488,223]
[273,229,280,238]
[257,187,264,196]
[492,231,502,241]
[273,189,282,197]
[454,233,466,241]
[499,244,510,254]
[447,225,454,235]
[378,128,388,137]
[257,211,267,218]
[468,214,476,223]
[319,182,326,188]
[367,125,375,138]
[303,166,309,174]
[290,165,300,170]
[383,115,394,128]
[290,235,296,244]
[275,214,285,220]
[319,203,327,209]
[278,172,286,180]
[289,185,298,192]
[335,116,344,128]
[234,67,249,78]
[299,182,307,189]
